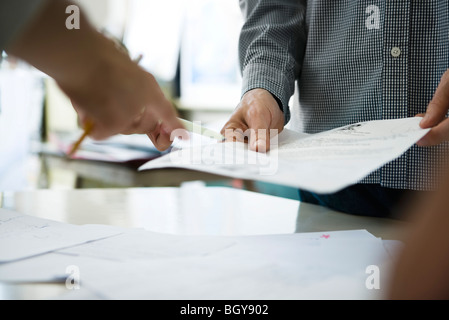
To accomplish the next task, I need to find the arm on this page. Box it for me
[387,173,449,299]
[221,0,306,151]
[4,0,182,150]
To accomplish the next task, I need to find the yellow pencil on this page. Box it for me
[67,119,94,157]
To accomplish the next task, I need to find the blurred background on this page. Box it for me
[0,0,299,200]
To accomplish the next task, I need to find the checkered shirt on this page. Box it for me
[239,0,449,190]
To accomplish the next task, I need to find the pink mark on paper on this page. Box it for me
[320,234,330,239]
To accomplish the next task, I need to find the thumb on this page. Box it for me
[246,115,273,153]
[421,70,449,128]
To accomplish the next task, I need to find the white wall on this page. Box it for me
[74,0,129,38]
[0,64,44,191]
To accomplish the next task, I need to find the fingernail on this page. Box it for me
[256,140,267,152]
[419,118,426,128]
[161,125,171,136]
[250,139,258,150]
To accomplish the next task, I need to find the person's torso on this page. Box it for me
[293,0,449,134]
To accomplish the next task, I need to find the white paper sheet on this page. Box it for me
[0,229,375,283]
[0,205,396,299]
[139,117,430,193]
[57,228,236,261]
[77,237,393,300]
[0,209,121,262]
[0,253,110,283]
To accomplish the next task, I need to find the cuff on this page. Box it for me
[241,63,293,124]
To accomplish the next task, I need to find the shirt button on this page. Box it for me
[391,47,401,57]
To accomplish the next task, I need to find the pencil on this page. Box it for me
[67,119,94,157]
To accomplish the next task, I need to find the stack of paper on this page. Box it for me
[0,209,401,300]
[41,132,166,165]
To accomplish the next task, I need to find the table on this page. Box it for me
[38,150,237,188]
[0,186,407,299]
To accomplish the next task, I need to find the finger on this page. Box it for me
[152,103,185,150]
[421,70,449,128]
[154,126,173,151]
[417,119,449,146]
[156,100,184,134]
[126,100,183,150]
[121,106,166,149]
[146,119,186,152]
[222,127,246,143]
[154,121,188,151]
[146,120,167,151]
[221,117,248,143]
[245,109,272,152]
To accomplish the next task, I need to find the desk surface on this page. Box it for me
[0,186,407,299]
[39,151,233,187]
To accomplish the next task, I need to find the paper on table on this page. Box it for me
[0,209,122,262]
[0,229,393,300]
[57,228,236,261]
[57,229,377,263]
[0,229,375,283]
[0,253,111,283]
[76,237,393,300]
[139,117,430,193]
[44,132,165,164]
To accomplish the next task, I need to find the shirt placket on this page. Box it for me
[381,0,410,187]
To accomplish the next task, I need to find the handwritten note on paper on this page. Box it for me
[0,209,121,262]
[139,117,430,193]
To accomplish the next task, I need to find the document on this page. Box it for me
[0,209,121,262]
[57,228,236,261]
[0,227,394,299]
[0,252,110,283]
[139,117,429,193]
[44,132,166,164]
[73,234,394,300]
[0,228,375,283]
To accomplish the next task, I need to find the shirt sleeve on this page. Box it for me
[0,0,48,51]
[239,0,307,124]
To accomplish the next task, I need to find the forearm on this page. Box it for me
[2,0,182,148]
[388,178,449,299]
[5,0,116,91]
[239,0,307,122]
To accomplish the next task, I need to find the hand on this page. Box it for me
[416,69,449,147]
[220,88,284,152]
[63,43,183,151]
[6,0,183,151]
